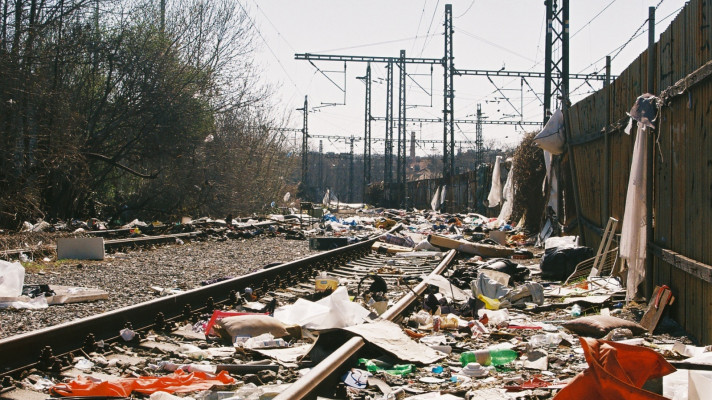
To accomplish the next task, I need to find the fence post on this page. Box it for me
[603,56,611,227]
[562,101,585,246]
[645,6,656,299]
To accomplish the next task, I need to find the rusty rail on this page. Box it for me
[274,249,457,400]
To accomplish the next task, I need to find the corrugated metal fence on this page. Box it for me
[567,0,712,344]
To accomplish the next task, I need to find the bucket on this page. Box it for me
[315,274,338,292]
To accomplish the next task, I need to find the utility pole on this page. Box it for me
[318,140,324,195]
[298,96,309,191]
[543,0,569,122]
[384,61,394,204]
[475,104,484,169]
[397,50,407,208]
[357,64,372,203]
[645,6,655,298]
[443,3,454,182]
[348,136,355,203]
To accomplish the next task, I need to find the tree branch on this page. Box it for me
[83,152,158,179]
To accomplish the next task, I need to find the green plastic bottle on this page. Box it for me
[459,348,518,366]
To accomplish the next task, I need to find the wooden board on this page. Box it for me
[639,285,673,333]
[428,234,514,257]
[47,285,109,304]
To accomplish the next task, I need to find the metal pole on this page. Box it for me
[562,101,584,246]
[349,136,354,203]
[398,50,407,208]
[362,64,372,202]
[562,0,569,100]
[299,96,309,191]
[603,56,611,223]
[543,0,553,123]
[645,6,655,298]
[447,5,455,180]
[318,140,323,194]
[385,62,394,204]
[443,4,453,182]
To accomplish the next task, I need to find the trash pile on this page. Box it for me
[9,207,709,399]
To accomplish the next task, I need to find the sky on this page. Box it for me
[239,0,687,156]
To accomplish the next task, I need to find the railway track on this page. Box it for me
[0,230,458,399]
[0,220,279,259]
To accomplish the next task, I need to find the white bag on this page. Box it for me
[0,261,25,297]
[534,109,565,154]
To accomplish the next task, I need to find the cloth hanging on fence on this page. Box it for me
[430,186,441,211]
[487,156,503,207]
[498,166,514,223]
[620,118,650,301]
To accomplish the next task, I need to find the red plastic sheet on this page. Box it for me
[50,370,236,397]
[554,337,676,400]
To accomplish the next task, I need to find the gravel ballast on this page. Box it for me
[0,236,318,339]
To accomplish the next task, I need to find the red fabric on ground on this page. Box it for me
[554,337,676,400]
[50,370,236,397]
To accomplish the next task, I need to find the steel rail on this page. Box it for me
[274,249,457,400]
[0,233,379,377]
[0,221,278,260]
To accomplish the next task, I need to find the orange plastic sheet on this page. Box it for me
[554,338,676,400]
[50,370,236,397]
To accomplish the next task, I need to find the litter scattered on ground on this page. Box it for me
[4,206,704,399]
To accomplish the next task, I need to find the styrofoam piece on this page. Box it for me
[57,237,105,260]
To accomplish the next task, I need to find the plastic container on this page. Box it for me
[460,348,518,367]
[360,359,414,376]
[315,272,339,292]
[529,333,563,348]
[571,304,582,317]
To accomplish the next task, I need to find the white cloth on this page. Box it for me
[487,156,503,207]
[542,150,559,213]
[430,186,441,211]
[620,125,648,300]
[498,166,514,222]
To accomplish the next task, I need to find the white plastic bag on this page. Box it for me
[534,109,565,154]
[0,261,25,297]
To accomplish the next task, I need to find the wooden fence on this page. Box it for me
[567,0,712,344]
[397,165,494,214]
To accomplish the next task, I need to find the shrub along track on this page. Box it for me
[0,230,457,400]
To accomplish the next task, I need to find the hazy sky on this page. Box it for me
[240,0,686,155]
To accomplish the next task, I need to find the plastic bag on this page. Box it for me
[540,246,593,281]
[534,109,565,154]
[0,261,25,297]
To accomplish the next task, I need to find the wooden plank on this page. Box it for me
[654,100,672,289]
[669,89,687,326]
[639,285,674,333]
[660,27,673,89]
[686,272,703,342]
[703,78,712,344]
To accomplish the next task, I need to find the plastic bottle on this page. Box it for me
[459,348,518,367]
[432,315,441,332]
[571,304,582,317]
